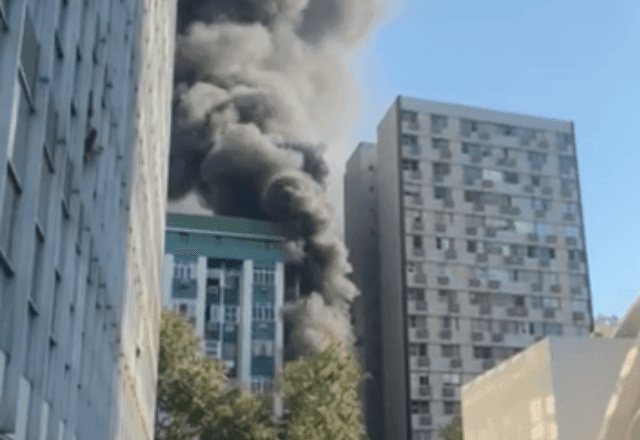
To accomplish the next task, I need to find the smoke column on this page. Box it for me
[169,0,386,355]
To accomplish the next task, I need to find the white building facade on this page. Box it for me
[345,96,594,440]
[0,0,176,439]
[163,214,295,401]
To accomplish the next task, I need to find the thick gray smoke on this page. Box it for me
[169,0,386,354]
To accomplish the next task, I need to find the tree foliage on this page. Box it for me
[156,311,277,440]
[156,311,369,440]
[440,416,463,440]
[278,339,368,440]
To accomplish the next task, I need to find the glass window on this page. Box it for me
[528,152,547,170]
[21,9,40,99]
[434,186,448,200]
[411,400,430,414]
[559,156,576,174]
[463,166,482,185]
[441,344,460,358]
[431,114,448,134]
[473,346,493,359]
[0,174,20,265]
[504,171,518,184]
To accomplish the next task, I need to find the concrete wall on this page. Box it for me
[376,98,410,440]
[0,0,176,439]
[345,142,384,440]
[461,337,634,440]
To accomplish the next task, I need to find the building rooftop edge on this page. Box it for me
[166,213,289,239]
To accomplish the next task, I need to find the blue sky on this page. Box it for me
[347,0,640,318]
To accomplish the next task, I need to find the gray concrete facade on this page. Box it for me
[0,0,176,439]
[345,96,594,440]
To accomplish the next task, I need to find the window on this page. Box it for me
[409,343,428,357]
[254,267,275,285]
[409,315,427,329]
[411,400,430,414]
[543,322,563,336]
[467,240,477,253]
[402,110,418,125]
[528,152,547,170]
[474,346,493,359]
[0,173,21,268]
[433,186,448,200]
[568,249,585,262]
[224,306,238,323]
[463,166,482,185]
[253,305,275,321]
[442,373,461,385]
[563,202,577,216]
[483,169,502,182]
[436,237,452,251]
[542,297,561,309]
[431,115,448,134]
[504,171,518,184]
[251,340,274,357]
[461,143,480,157]
[556,132,574,149]
[559,156,576,174]
[30,229,45,305]
[403,134,419,154]
[20,9,40,101]
[561,179,577,197]
[407,288,425,301]
[413,236,423,249]
[515,221,534,234]
[464,190,482,203]
[444,401,461,415]
[432,162,450,179]
[419,376,430,386]
[441,344,460,358]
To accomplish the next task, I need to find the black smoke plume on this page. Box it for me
[169,0,386,355]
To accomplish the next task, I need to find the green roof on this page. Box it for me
[166,214,286,239]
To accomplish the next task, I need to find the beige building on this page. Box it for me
[461,337,634,440]
[345,96,594,440]
[0,0,176,439]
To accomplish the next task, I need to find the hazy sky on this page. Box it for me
[346,0,640,317]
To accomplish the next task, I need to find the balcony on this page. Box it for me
[543,309,556,319]
[471,332,484,342]
[417,356,430,368]
[450,358,463,368]
[414,273,427,285]
[507,307,528,317]
[415,329,429,340]
[439,330,453,340]
[419,415,433,427]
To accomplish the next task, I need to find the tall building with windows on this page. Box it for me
[0,0,176,439]
[163,213,306,405]
[345,96,594,440]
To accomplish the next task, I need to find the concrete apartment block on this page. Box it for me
[0,0,176,439]
[345,96,594,440]
[461,337,634,440]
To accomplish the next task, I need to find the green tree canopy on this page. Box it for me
[278,339,368,440]
[440,416,463,440]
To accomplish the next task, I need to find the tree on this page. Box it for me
[440,416,463,440]
[278,338,368,440]
[156,310,277,440]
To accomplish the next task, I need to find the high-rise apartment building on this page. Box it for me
[0,0,176,439]
[162,212,308,413]
[345,96,594,440]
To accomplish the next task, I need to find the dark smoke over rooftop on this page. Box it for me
[169,0,386,354]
